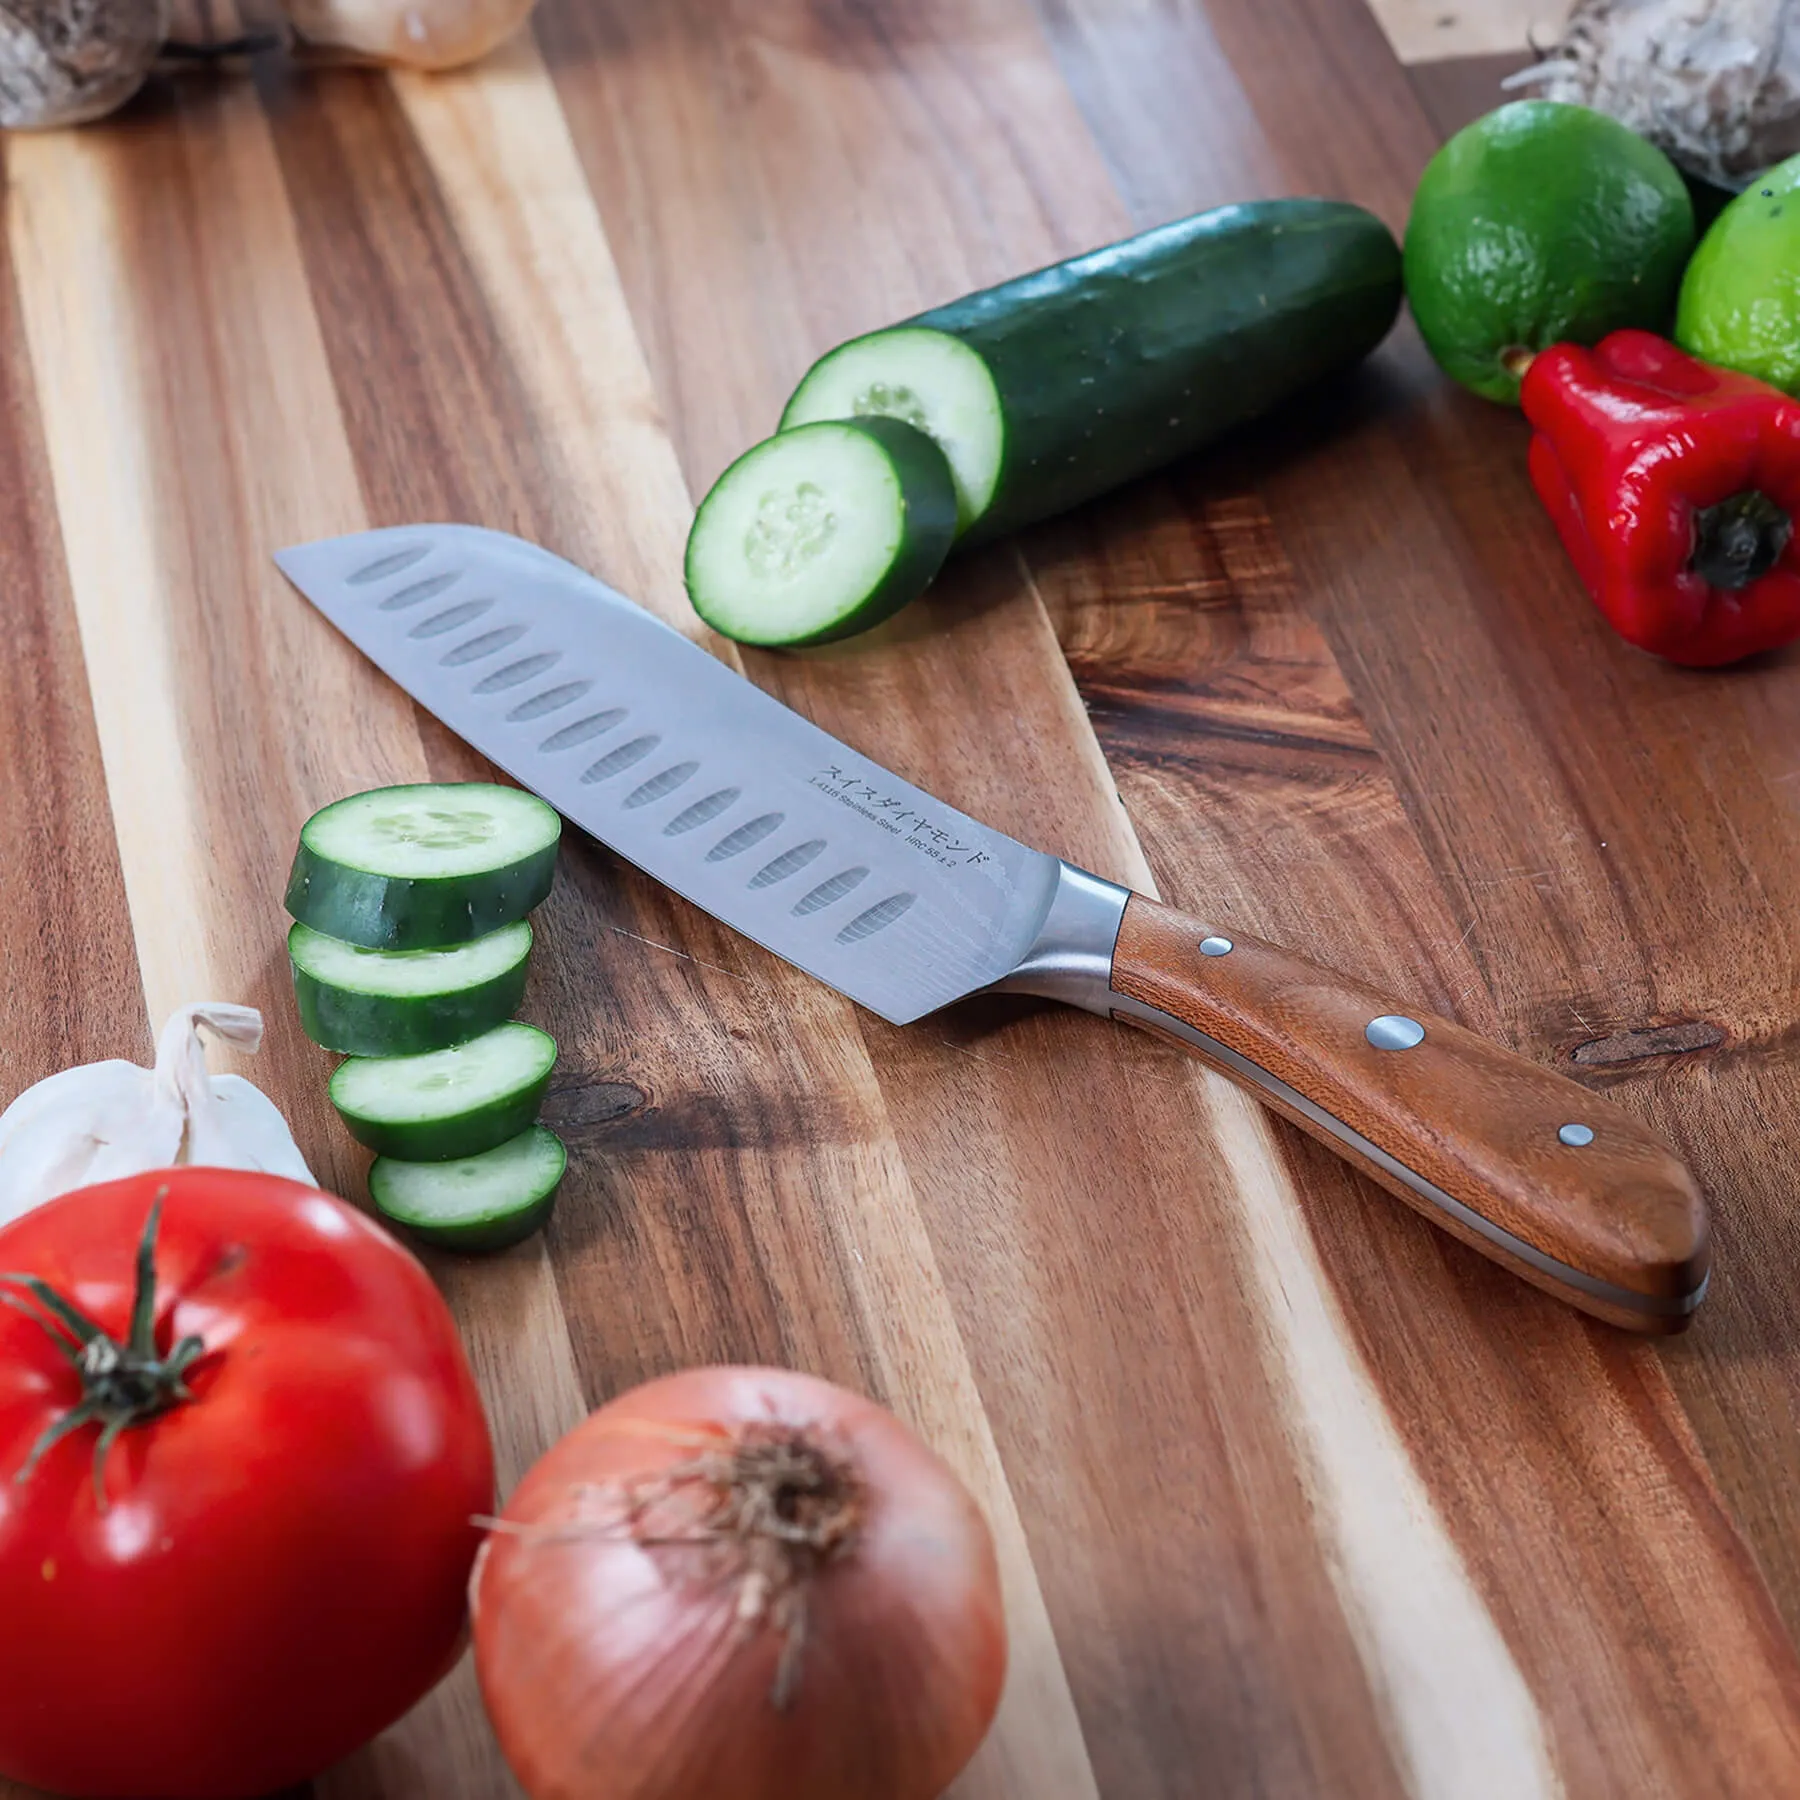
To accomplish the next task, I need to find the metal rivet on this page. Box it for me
[1199,936,1234,957]
[1559,1123,1596,1147]
[1366,1015,1426,1051]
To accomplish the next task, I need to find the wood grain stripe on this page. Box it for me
[7,125,221,1029]
[1205,1084,1562,1798]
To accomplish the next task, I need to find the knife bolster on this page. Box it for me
[989,861,1130,1015]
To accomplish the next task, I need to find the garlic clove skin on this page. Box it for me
[0,1062,181,1229]
[157,1003,317,1184]
[282,0,539,70]
[0,0,172,131]
[0,1002,315,1230]
[196,1076,317,1186]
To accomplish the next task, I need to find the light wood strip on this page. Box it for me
[385,51,695,621]
[0,167,147,1094]
[1365,0,1559,63]
[1206,1083,1562,1798]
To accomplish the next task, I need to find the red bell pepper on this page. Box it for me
[1521,330,1800,667]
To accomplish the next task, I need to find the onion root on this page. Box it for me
[480,1424,865,1710]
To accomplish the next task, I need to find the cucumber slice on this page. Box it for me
[778,328,1003,535]
[684,416,958,647]
[286,782,560,951]
[290,918,532,1056]
[330,1021,557,1162]
[369,1126,567,1253]
[781,199,1403,547]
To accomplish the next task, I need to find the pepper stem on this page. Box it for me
[1692,491,1794,591]
[0,1194,204,1508]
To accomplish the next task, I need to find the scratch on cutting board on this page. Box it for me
[1470,868,1557,888]
[605,925,751,981]
[942,1032,1194,1095]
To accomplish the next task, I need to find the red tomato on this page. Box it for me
[0,1169,495,1799]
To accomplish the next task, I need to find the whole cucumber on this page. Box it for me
[782,199,1403,545]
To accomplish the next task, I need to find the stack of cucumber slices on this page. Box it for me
[285,783,569,1253]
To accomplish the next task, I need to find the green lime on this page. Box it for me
[1676,152,1800,396]
[1404,100,1695,404]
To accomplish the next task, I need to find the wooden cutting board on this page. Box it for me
[3,3,1799,1796]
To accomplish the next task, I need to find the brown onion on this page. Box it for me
[471,1367,1008,1800]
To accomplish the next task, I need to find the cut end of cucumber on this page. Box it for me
[287,782,561,950]
[331,1021,557,1162]
[780,327,1004,535]
[685,417,958,647]
[302,784,559,882]
[370,1125,567,1254]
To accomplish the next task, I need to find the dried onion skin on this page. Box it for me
[1510,0,1800,190]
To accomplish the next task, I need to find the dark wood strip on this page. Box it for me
[1405,50,1537,142]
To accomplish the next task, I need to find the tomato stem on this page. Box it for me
[0,1194,205,1508]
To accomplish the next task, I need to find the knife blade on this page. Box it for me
[277,523,1711,1333]
[275,526,1059,1027]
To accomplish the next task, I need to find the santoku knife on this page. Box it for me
[277,525,1709,1332]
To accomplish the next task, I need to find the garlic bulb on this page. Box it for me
[0,0,170,130]
[282,0,537,69]
[0,1003,315,1229]
[1508,0,1800,191]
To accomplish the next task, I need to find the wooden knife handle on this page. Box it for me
[1107,896,1710,1333]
